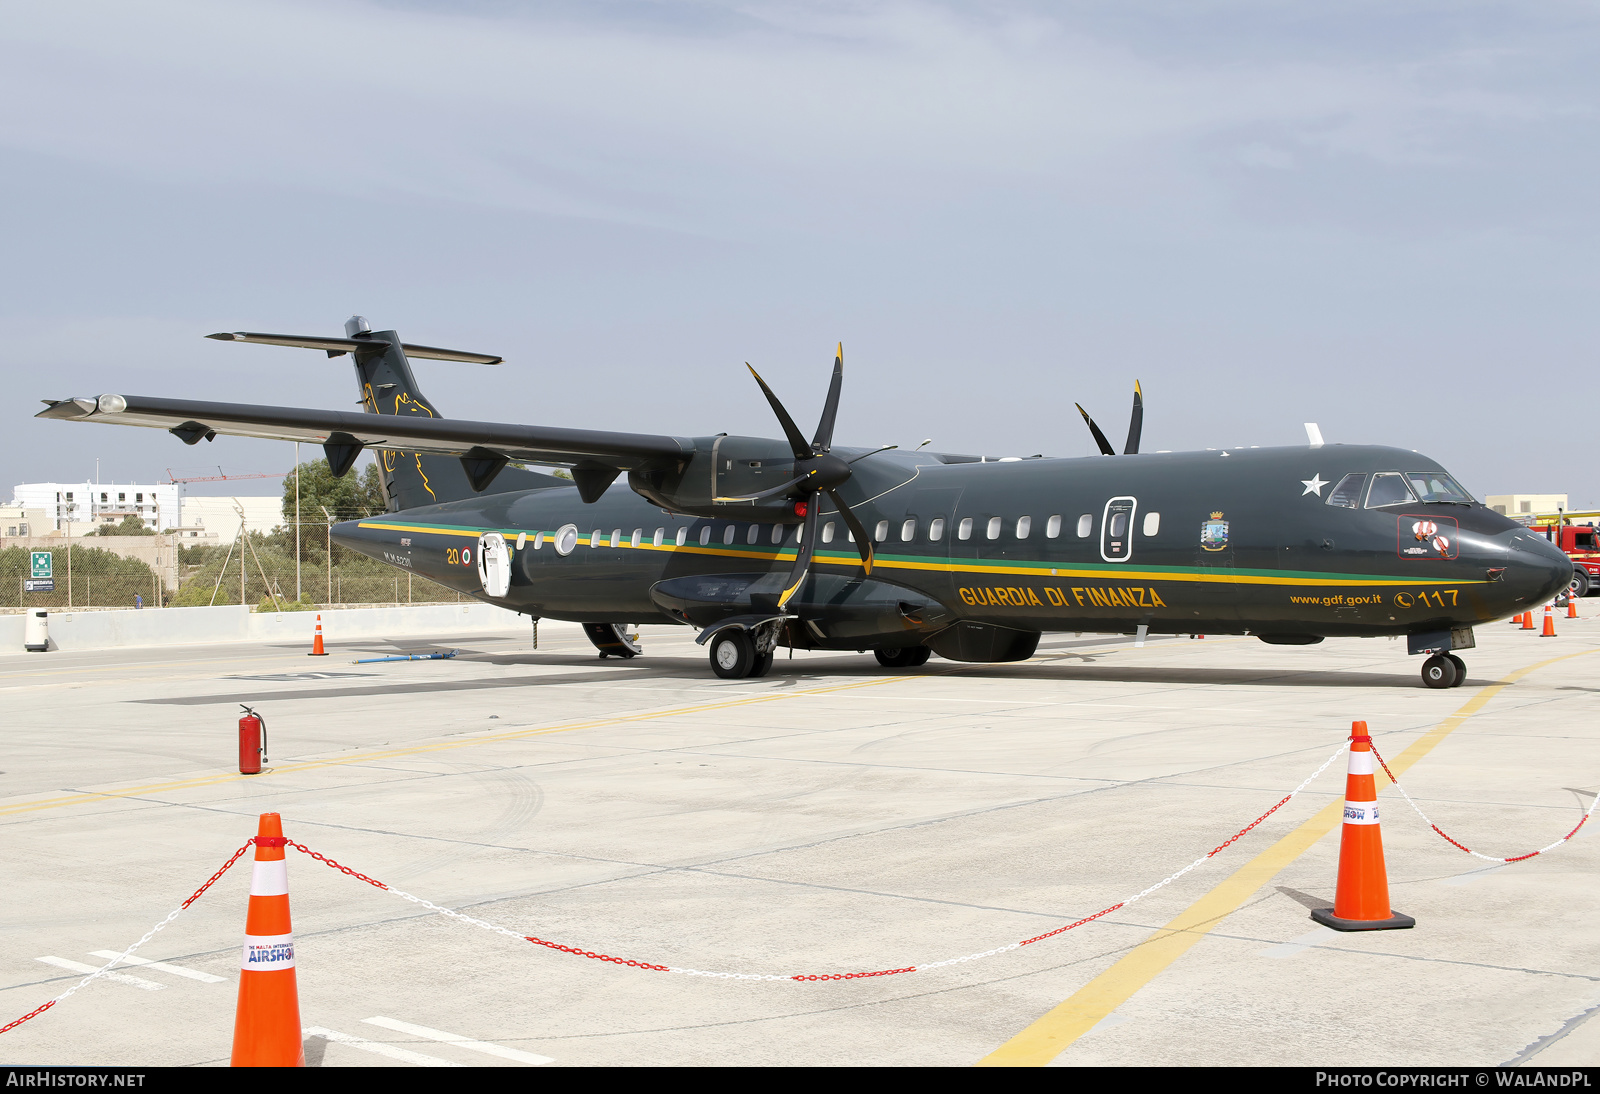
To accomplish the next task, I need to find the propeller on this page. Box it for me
[1075,380,1143,456]
[716,344,877,608]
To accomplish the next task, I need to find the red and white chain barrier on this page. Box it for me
[0,840,255,1037]
[1370,743,1600,864]
[288,743,1353,982]
[9,732,1596,1033]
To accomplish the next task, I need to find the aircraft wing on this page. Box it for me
[35,394,688,470]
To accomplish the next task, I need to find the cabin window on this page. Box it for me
[772,525,784,545]
[589,529,602,549]
[1143,512,1160,536]
[676,527,687,546]
[630,529,642,548]
[901,519,916,542]
[1046,515,1061,539]
[958,517,973,540]
[874,520,889,542]
[986,516,1002,540]
[610,529,622,548]
[723,525,737,545]
[1076,514,1093,538]
[1108,512,1127,537]
[653,528,664,546]
[929,518,945,541]
[533,532,544,550]
[1366,473,1416,508]
[699,526,711,546]
[747,524,760,545]
[822,521,836,543]
[555,526,577,555]
[1016,516,1032,539]
[516,532,527,549]
[1326,474,1367,509]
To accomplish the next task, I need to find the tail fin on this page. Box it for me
[343,316,564,510]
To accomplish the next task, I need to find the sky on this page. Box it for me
[2,0,1597,505]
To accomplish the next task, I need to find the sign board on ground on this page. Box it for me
[24,579,55,593]
[30,552,52,579]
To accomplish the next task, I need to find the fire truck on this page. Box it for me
[1529,513,1600,597]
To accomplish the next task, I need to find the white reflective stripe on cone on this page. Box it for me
[250,860,288,896]
[1342,801,1380,825]
[241,933,295,971]
[1347,751,1374,776]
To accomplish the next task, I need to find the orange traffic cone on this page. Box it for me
[1510,611,1526,625]
[1541,604,1556,637]
[1521,610,1535,630]
[1568,594,1579,620]
[231,813,304,1067]
[308,615,326,657]
[1311,722,1414,932]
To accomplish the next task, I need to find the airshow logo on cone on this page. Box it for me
[231,813,305,1067]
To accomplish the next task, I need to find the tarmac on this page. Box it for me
[1,611,1597,1067]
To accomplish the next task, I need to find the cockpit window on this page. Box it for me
[1326,473,1367,509]
[1405,472,1474,504]
[1365,472,1416,508]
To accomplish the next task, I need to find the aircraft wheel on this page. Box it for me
[1445,653,1466,686]
[709,629,755,679]
[1421,654,1457,690]
[874,646,931,670]
[749,650,774,678]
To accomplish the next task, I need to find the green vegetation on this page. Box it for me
[0,545,161,608]
[92,515,157,536]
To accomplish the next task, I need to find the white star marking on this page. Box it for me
[1302,474,1328,497]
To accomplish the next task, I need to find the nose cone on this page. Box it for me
[1507,531,1574,606]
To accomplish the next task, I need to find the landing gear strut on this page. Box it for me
[1421,653,1465,689]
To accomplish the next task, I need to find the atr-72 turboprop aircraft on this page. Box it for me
[38,317,1575,688]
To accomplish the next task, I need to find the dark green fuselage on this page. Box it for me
[335,441,1572,650]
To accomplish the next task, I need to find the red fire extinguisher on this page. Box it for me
[238,704,268,775]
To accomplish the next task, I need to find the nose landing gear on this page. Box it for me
[1421,653,1466,689]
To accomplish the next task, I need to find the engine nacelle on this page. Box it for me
[629,435,802,521]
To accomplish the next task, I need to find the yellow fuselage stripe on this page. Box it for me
[355,523,1478,589]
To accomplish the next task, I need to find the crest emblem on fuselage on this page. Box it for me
[1200,512,1229,551]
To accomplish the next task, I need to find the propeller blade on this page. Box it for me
[810,344,844,453]
[827,489,875,575]
[746,364,812,462]
[1075,403,1115,456]
[1123,380,1143,455]
[777,502,821,609]
[714,472,809,504]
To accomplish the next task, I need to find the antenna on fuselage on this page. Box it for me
[1305,423,1325,448]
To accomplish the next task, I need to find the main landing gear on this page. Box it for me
[873,646,931,670]
[708,628,774,680]
[1421,653,1467,690]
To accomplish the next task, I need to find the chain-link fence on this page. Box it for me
[1,537,470,612]
[0,546,164,610]
[169,531,468,610]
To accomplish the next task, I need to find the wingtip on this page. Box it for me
[205,332,238,341]
[1075,403,1091,420]
[1134,379,1142,397]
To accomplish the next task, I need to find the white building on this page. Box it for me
[11,481,182,533]
[178,496,285,544]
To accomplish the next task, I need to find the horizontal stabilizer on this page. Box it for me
[207,331,502,364]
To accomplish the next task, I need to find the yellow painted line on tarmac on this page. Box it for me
[0,675,908,819]
[977,645,1599,1067]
